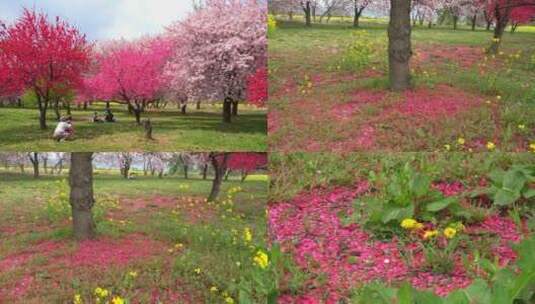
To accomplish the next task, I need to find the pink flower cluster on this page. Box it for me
[432,181,465,196]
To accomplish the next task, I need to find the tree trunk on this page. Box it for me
[511,23,518,33]
[66,102,72,115]
[43,158,48,174]
[28,152,39,178]
[207,153,228,202]
[428,21,432,28]
[83,102,88,110]
[144,119,153,140]
[69,152,96,241]
[36,94,48,130]
[488,14,508,54]
[196,101,201,110]
[223,97,232,123]
[471,15,477,31]
[106,101,110,109]
[231,100,238,116]
[388,0,412,91]
[54,98,61,121]
[224,169,230,181]
[241,171,248,182]
[304,2,311,26]
[183,165,189,179]
[134,108,142,125]
[453,16,458,30]
[202,164,208,180]
[180,101,187,114]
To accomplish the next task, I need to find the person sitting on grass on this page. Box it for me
[53,116,74,142]
[105,108,116,122]
[93,111,104,123]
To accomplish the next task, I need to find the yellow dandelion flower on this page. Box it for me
[444,227,457,239]
[253,250,269,269]
[486,142,496,150]
[243,228,252,242]
[530,143,535,153]
[423,230,438,240]
[194,268,201,274]
[400,218,418,230]
[128,271,138,278]
[210,286,218,293]
[73,294,82,304]
[111,296,125,304]
[457,138,465,145]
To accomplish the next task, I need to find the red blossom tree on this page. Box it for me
[486,0,535,53]
[0,8,91,129]
[80,37,172,124]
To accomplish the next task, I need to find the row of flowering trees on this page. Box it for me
[0,0,268,129]
[269,0,534,91]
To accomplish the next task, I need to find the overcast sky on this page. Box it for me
[0,0,193,41]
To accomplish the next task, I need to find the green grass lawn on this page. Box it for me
[0,171,268,303]
[0,103,266,151]
[269,19,535,152]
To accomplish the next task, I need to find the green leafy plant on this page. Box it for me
[366,163,464,227]
[473,165,535,207]
[338,31,377,71]
[350,236,535,304]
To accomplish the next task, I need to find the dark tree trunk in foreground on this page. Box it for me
[223,97,232,123]
[53,98,61,121]
[304,1,312,26]
[28,152,39,178]
[69,152,96,240]
[144,119,153,140]
[208,153,228,202]
[488,4,509,54]
[183,165,189,179]
[388,0,412,91]
[231,100,238,116]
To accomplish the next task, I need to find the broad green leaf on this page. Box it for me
[444,290,469,304]
[426,197,457,212]
[410,173,431,197]
[414,290,443,304]
[523,188,535,199]
[494,189,520,206]
[503,169,527,194]
[464,279,491,303]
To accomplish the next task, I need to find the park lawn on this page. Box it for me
[268,152,535,301]
[0,103,267,151]
[268,19,535,152]
[0,171,268,303]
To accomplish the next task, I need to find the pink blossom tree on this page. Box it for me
[485,0,535,53]
[0,8,91,129]
[81,37,172,124]
[165,0,267,123]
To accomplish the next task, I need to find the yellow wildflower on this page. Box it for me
[444,144,451,151]
[73,294,82,304]
[111,296,125,304]
[457,138,465,145]
[244,228,252,242]
[530,143,535,153]
[400,218,418,230]
[496,95,502,100]
[94,288,109,298]
[253,250,269,269]
[423,230,438,240]
[225,297,235,304]
[486,142,496,150]
[444,227,457,239]
[210,286,218,293]
[128,271,138,278]
[518,124,525,130]
[194,268,201,274]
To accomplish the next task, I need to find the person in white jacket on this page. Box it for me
[53,116,74,142]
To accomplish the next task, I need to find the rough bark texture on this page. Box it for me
[207,153,228,202]
[304,2,312,26]
[223,97,232,123]
[388,0,412,91]
[69,152,96,241]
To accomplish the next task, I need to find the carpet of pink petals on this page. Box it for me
[269,183,522,302]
